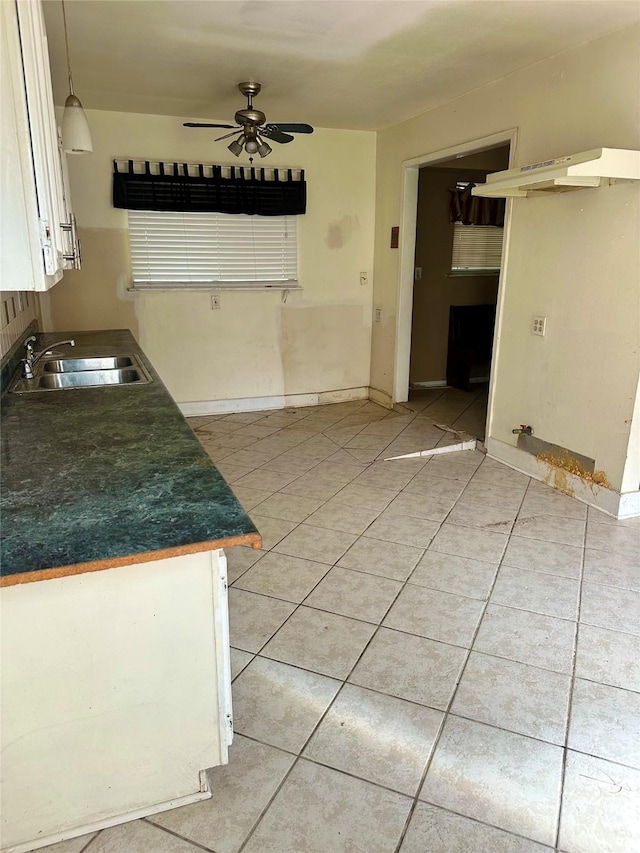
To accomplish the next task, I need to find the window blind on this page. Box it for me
[451,224,504,272]
[128,210,298,289]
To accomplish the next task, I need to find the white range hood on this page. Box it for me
[472,148,640,198]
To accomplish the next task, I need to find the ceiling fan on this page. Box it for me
[183,82,314,159]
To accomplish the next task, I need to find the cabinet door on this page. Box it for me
[0,0,41,291]
[16,0,70,287]
[1,0,80,291]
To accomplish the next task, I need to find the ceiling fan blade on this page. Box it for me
[183,123,236,129]
[261,127,294,144]
[270,123,314,134]
[214,129,243,142]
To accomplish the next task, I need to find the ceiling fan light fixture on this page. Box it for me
[228,136,245,157]
[61,0,93,154]
[184,83,313,157]
[257,138,272,158]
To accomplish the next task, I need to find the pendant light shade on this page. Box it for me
[61,0,92,154]
[62,94,93,153]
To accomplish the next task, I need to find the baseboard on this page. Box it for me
[410,380,447,389]
[178,386,369,417]
[486,437,637,519]
[319,387,369,405]
[410,377,489,389]
[367,386,394,409]
[619,490,640,519]
[385,439,477,461]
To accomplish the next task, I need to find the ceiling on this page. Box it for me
[43,0,640,130]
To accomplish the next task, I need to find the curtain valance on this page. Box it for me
[113,160,306,216]
[449,183,505,227]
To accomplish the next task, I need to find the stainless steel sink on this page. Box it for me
[9,353,153,393]
[42,356,135,373]
[37,368,148,389]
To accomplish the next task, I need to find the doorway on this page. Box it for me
[393,130,516,443]
[407,146,509,438]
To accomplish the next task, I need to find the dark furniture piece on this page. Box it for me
[446,304,496,392]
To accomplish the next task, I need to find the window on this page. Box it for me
[451,224,504,274]
[127,210,298,290]
[450,180,504,275]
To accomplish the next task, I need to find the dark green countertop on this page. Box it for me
[1,330,260,586]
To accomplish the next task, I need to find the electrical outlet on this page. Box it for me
[415,267,422,281]
[532,315,546,336]
[360,271,368,286]
[211,295,221,310]
[374,306,382,323]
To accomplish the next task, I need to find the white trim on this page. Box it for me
[367,386,394,409]
[394,165,420,403]
[409,377,489,389]
[410,380,448,389]
[178,386,369,417]
[5,776,211,853]
[385,439,477,461]
[393,129,518,417]
[619,490,640,520]
[318,387,369,404]
[486,437,639,519]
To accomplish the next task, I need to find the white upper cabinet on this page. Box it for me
[1,0,80,291]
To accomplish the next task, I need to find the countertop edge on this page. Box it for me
[0,532,262,588]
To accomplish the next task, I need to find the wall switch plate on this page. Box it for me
[415,267,422,281]
[374,306,382,323]
[360,271,368,286]
[211,295,221,310]
[532,315,546,336]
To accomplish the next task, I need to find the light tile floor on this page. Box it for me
[43,396,639,853]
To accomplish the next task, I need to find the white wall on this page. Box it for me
[45,110,376,405]
[370,24,640,492]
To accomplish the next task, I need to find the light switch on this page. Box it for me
[211,295,221,310]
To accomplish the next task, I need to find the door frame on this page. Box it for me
[393,128,518,437]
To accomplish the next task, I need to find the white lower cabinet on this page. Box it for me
[0,549,233,852]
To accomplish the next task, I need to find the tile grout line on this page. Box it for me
[231,430,445,851]
[191,402,407,853]
[553,500,589,851]
[189,400,636,853]
[142,816,222,853]
[391,466,533,853]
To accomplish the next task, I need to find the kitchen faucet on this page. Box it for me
[22,336,75,379]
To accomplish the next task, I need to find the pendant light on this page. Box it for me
[61,0,93,154]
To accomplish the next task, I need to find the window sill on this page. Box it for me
[447,271,500,278]
[130,282,301,292]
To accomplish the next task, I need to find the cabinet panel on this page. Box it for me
[1,0,80,292]
[1,551,227,850]
[0,1,41,291]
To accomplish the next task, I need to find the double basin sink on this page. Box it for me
[10,355,153,393]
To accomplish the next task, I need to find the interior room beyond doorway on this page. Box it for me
[408,145,510,440]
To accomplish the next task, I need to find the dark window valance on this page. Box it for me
[113,160,306,216]
[449,182,505,227]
